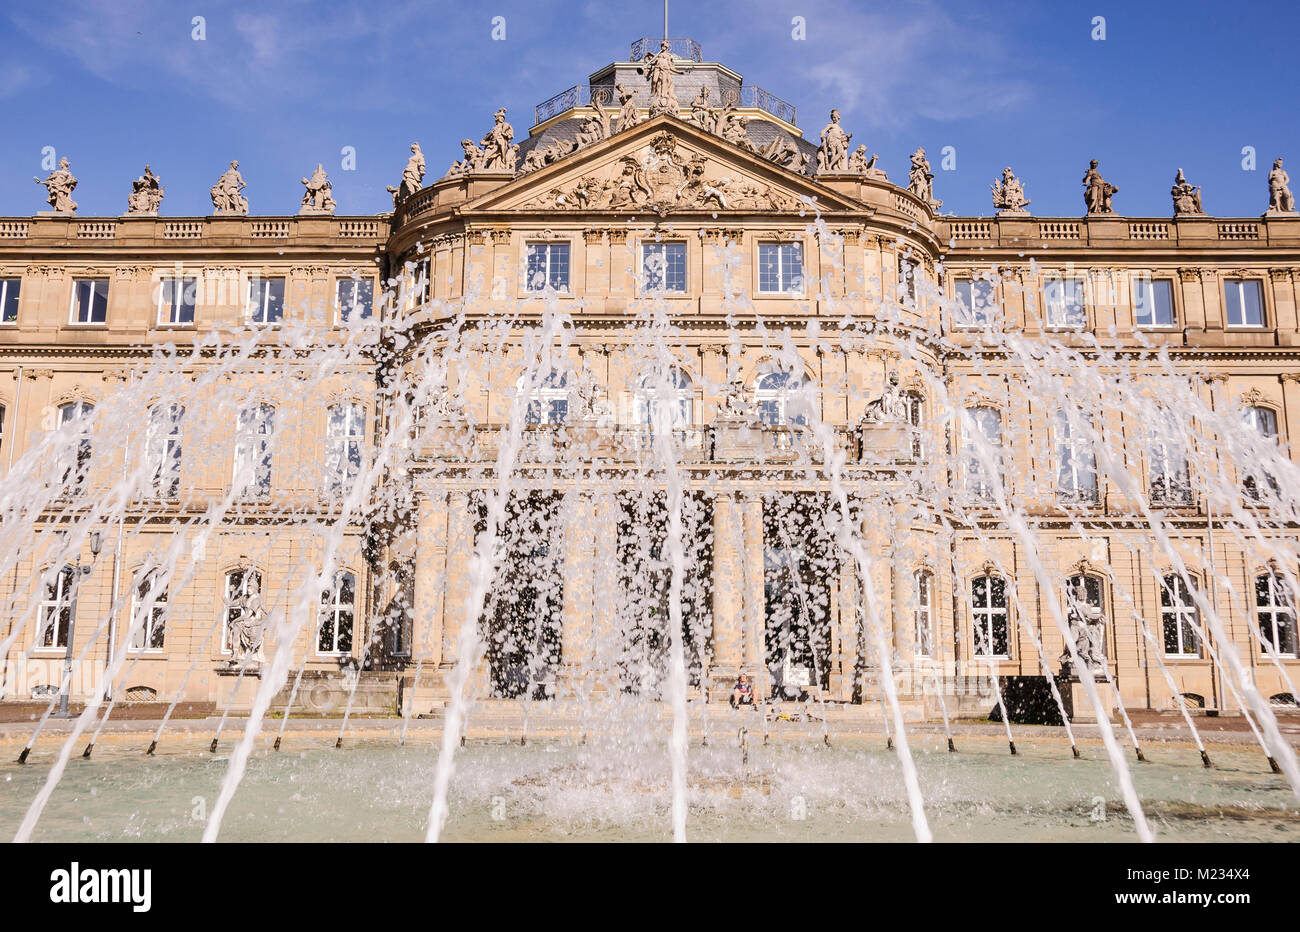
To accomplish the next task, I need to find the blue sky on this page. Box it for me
[1,0,1295,218]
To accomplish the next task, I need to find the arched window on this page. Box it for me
[318,571,355,655]
[233,404,274,498]
[962,406,1002,501]
[905,392,924,460]
[1256,572,1297,658]
[634,368,692,430]
[914,569,934,657]
[221,568,263,654]
[1242,405,1280,500]
[58,400,94,491]
[326,403,365,491]
[131,568,168,651]
[146,403,183,498]
[1160,574,1200,657]
[971,573,1009,657]
[38,566,75,649]
[1055,408,1098,504]
[754,370,808,427]
[522,371,569,425]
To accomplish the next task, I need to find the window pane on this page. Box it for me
[1134,278,1174,327]
[955,279,991,325]
[337,278,374,321]
[643,242,686,292]
[74,279,109,323]
[1,278,19,323]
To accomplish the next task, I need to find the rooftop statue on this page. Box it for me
[446,139,486,178]
[690,87,717,134]
[990,165,1030,214]
[1267,157,1296,215]
[387,143,426,205]
[34,157,78,214]
[641,39,680,116]
[1082,159,1118,214]
[1170,168,1204,217]
[125,164,164,215]
[616,82,643,132]
[209,160,248,215]
[480,108,518,172]
[848,145,879,175]
[815,109,852,173]
[718,106,752,150]
[758,133,806,173]
[299,163,337,214]
[908,147,939,208]
[573,96,612,151]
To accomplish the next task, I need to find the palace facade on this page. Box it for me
[2,37,1299,720]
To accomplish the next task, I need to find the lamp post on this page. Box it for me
[53,530,102,719]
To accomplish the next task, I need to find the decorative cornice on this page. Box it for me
[23,368,54,380]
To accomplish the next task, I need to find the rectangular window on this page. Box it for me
[234,405,274,498]
[1223,279,1264,327]
[0,277,19,324]
[971,574,1009,658]
[1161,576,1199,657]
[525,243,570,292]
[70,278,109,324]
[147,404,183,498]
[954,279,993,326]
[156,276,197,325]
[758,242,803,294]
[962,406,1002,502]
[38,567,75,649]
[914,571,933,657]
[642,242,687,293]
[131,571,167,651]
[898,258,918,305]
[247,277,285,324]
[326,404,364,491]
[1055,410,1099,504]
[1133,277,1175,328]
[1043,277,1086,328]
[318,572,355,655]
[336,277,374,321]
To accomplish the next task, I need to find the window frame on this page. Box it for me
[317,571,356,656]
[754,369,809,427]
[1160,574,1201,658]
[58,400,94,491]
[634,368,693,431]
[246,276,286,325]
[756,242,804,295]
[146,402,184,499]
[155,275,198,326]
[0,276,20,325]
[1041,275,1087,329]
[233,403,275,498]
[524,242,571,294]
[970,572,1010,659]
[335,275,375,322]
[953,277,994,328]
[1132,276,1177,329]
[639,241,688,294]
[1256,572,1298,659]
[130,568,168,652]
[69,277,110,326]
[1223,278,1266,329]
[521,371,570,425]
[962,405,1003,502]
[326,402,365,491]
[914,569,934,657]
[37,566,75,650]
[1054,408,1100,505]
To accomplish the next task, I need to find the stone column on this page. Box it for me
[560,493,595,696]
[1201,269,1224,334]
[710,494,744,686]
[441,490,473,668]
[1280,374,1300,466]
[1178,267,1206,336]
[741,493,766,684]
[583,229,608,309]
[1271,268,1299,345]
[410,492,448,668]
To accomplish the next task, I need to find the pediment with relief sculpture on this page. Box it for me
[459,116,865,217]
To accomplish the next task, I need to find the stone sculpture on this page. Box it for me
[908,147,938,207]
[480,109,517,172]
[126,164,164,215]
[299,163,337,214]
[388,143,426,204]
[1267,158,1296,215]
[641,39,680,116]
[210,160,248,215]
[616,82,642,132]
[816,109,852,173]
[34,157,78,214]
[990,166,1030,214]
[1082,159,1117,214]
[1170,168,1204,216]
[226,576,267,667]
[848,145,877,174]
[690,87,716,134]
[863,371,906,422]
[1060,579,1107,676]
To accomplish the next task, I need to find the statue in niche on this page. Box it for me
[908,147,938,207]
[690,86,717,133]
[299,163,337,213]
[1082,159,1117,214]
[34,157,78,213]
[816,109,852,173]
[641,39,680,116]
[209,160,248,215]
[990,166,1030,214]
[1170,168,1204,216]
[1060,579,1107,677]
[848,145,878,174]
[126,164,164,215]
[226,575,267,667]
[863,371,906,422]
[616,82,642,131]
[480,109,516,171]
[1267,158,1296,214]
[388,143,426,204]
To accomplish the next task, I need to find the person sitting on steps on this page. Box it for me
[730,673,756,709]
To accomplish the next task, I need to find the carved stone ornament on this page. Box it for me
[815,109,852,173]
[1170,168,1204,217]
[990,166,1030,214]
[299,163,337,214]
[1266,157,1297,216]
[1081,159,1117,215]
[126,165,164,215]
[388,143,426,204]
[517,134,796,215]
